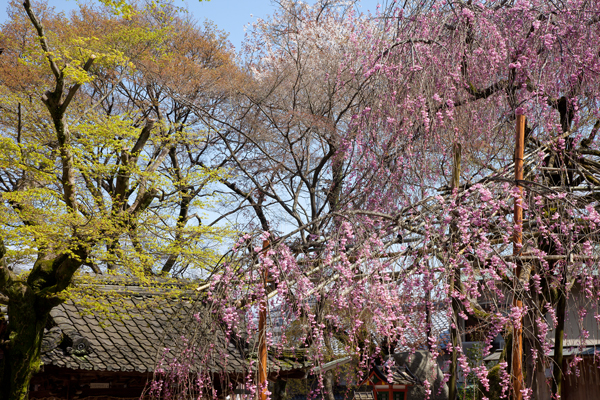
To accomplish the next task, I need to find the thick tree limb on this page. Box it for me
[114,119,156,208]
[61,55,96,112]
[22,0,61,79]
[0,238,16,292]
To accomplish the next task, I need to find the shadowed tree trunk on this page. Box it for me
[448,143,462,400]
[552,280,566,399]
[0,240,86,399]
[272,379,288,400]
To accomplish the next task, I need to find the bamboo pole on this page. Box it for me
[258,240,269,400]
[512,114,525,400]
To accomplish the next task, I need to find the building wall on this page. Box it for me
[29,366,151,400]
[562,356,600,400]
[547,282,600,342]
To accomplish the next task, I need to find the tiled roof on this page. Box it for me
[40,278,312,375]
[41,281,249,374]
[372,363,421,386]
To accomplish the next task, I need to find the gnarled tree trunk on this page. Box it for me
[0,242,85,400]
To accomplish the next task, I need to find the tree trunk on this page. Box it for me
[0,282,50,400]
[324,370,336,400]
[272,379,287,400]
[524,290,552,400]
[448,143,461,400]
[551,286,566,399]
[0,246,85,400]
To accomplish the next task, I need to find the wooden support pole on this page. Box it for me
[512,114,525,400]
[258,240,269,400]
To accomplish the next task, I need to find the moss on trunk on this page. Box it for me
[0,249,84,399]
[0,281,48,400]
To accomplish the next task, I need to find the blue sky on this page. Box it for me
[1,0,385,51]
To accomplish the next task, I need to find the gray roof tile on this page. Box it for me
[41,279,308,376]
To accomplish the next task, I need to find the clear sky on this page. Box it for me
[1,0,385,52]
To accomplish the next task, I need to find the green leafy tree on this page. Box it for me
[0,1,237,398]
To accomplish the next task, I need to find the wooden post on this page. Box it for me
[258,240,269,400]
[512,114,525,400]
[448,143,461,400]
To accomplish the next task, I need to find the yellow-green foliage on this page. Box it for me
[0,0,239,278]
[0,2,242,398]
[64,274,198,325]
